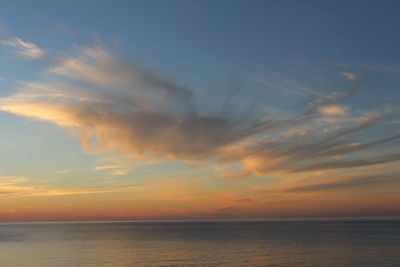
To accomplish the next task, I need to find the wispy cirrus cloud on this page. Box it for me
[0,174,142,197]
[0,38,399,180]
[0,37,45,59]
[341,71,358,81]
[93,160,131,176]
[0,44,315,162]
[284,173,400,193]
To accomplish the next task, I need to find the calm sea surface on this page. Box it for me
[0,219,399,266]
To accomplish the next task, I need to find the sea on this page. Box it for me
[0,218,399,266]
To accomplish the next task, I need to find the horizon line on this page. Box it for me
[1,216,400,224]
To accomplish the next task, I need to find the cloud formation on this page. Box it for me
[284,173,400,192]
[1,38,399,179]
[318,105,348,116]
[0,37,45,59]
[341,71,358,81]
[0,44,313,161]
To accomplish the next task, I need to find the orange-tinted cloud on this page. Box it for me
[1,40,400,183]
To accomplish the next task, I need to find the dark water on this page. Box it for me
[0,219,399,266]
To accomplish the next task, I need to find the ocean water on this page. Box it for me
[0,219,399,266]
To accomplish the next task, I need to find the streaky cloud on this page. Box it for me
[0,39,399,178]
[0,37,45,59]
[285,173,400,192]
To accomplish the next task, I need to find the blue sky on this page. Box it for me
[0,0,400,220]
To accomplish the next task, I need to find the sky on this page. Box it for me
[0,0,400,221]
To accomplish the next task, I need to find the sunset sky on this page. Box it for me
[1,0,400,221]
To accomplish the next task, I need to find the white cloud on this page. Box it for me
[0,37,45,59]
[341,72,358,81]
